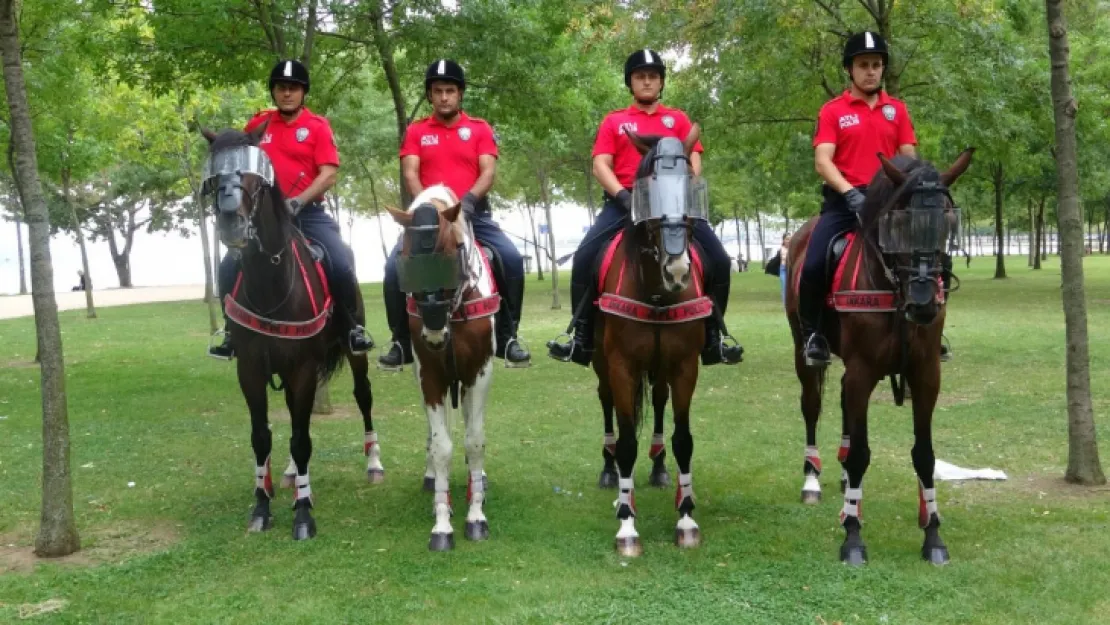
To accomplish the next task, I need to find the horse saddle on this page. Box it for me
[478,244,505,288]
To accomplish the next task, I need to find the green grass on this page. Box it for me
[1,255,1109,624]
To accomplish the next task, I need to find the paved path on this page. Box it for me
[0,285,206,320]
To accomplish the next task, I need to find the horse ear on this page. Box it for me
[626,129,652,155]
[940,147,975,187]
[879,154,907,186]
[248,120,269,144]
[683,123,701,156]
[441,202,462,223]
[201,128,217,143]
[385,205,410,226]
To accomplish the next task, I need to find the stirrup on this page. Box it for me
[546,333,574,361]
[207,330,234,361]
[503,337,532,369]
[719,334,744,364]
[803,333,830,368]
[940,335,952,363]
[348,325,374,355]
[377,340,405,372]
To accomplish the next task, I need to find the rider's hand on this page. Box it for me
[461,192,479,215]
[285,198,303,215]
[615,189,633,212]
[843,188,866,214]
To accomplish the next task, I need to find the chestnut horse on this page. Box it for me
[387,185,499,551]
[593,129,713,557]
[202,125,383,541]
[785,149,973,565]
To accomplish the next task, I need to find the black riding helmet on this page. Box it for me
[269,59,310,94]
[842,31,889,69]
[624,49,666,89]
[425,59,466,92]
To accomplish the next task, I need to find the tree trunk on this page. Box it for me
[367,0,412,207]
[743,217,752,268]
[107,229,133,288]
[1034,195,1045,270]
[537,165,559,309]
[15,216,26,294]
[61,162,96,319]
[756,212,765,267]
[0,0,81,556]
[1045,0,1105,485]
[524,201,543,281]
[584,163,596,225]
[732,205,743,265]
[992,162,1007,279]
[1027,198,1035,267]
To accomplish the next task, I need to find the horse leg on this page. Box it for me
[422,430,436,492]
[609,363,642,557]
[839,379,851,494]
[463,361,493,541]
[909,356,949,565]
[287,370,318,540]
[426,393,454,551]
[349,353,384,484]
[597,376,619,488]
[839,367,878,566]
[241,365,273,533]
[670,360,700,548]
[648,382,671,488]
[795,347,824,504]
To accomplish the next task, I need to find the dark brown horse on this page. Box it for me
[202,124,381,540]
[386,185,498,551]
[785,149,973,565]
[593,128,712,557]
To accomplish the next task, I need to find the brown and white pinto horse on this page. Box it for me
[785,150,972,565]
[386,185,499,551]
[592,128,714,557]
[202,125,383,541]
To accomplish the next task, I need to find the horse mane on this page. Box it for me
[857,154,938,235]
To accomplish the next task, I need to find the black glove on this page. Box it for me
[285,198,303,215]
[461,192,479,215]
[843,188,866,214]
[615,189,633,212]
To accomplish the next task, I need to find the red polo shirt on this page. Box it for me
[813,90,916,187]
[400,112,498,200]
[592,104,704,190]
[245,108,340,201]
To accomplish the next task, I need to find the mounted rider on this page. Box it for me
[378,59,531,370]
[547,48,743,367]
[209,59,374,359]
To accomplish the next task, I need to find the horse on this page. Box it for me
[386,185,499,551]
[591,127,714,557]
[202,124,383,540]
[784,149,973,565]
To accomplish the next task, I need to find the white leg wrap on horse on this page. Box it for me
[616,517,639,539]
[803,474,821,494]
[805,445,822,473]
[364,431,378,455]
[255,456,273,498]
[604,433,616,455]
[676,472,695,508]
[841,486,862,523]
[617,477,635,515]
[294,473,312,503]
[649,433,665,458]
[676,514,699,531]
[838,435,851,462]
[919,481,940,526]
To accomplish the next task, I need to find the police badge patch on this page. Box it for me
[296,127,310,142]
[882,105,896,121]
[662,115,675,129]
[458,127,472,142]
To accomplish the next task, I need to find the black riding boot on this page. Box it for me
[701,282,743,366]
[208,315,235,360]
[495,277,531,366]
[335,278,373,355]
[798,282,831,367]
[547,281,595,367]
[378,282,413,370]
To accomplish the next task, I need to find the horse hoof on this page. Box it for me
[292,520,316,541]
[615,536,643,558]
[367,468,385,484]
[840,545,868,566]
[281,474,296,489]
[923,546,950,565]
[465,521,490,541]
[247,514,272,533]
[423,476,436,492]
[674,527,701,549]
[598,469,619,489]
[649,469,672,488]
[801,490,822,505]
[429,532,455,552]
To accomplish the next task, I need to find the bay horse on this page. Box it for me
[386,185,499,551]
[785,149,973,565]
[202,124,383,540]
[593,128,714,556]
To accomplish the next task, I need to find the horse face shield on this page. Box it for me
[632,143,707,292]
[878,181,961,323]
[398,203,464,338]
[202,146,274,247]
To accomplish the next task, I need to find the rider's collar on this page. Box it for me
[625,102,669,116]
[842,89,891,105]
[428,111,469,127]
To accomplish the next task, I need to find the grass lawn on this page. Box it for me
[1,255,1109,624]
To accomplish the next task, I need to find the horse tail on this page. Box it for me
[633,373,650,439]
